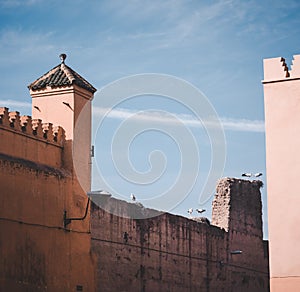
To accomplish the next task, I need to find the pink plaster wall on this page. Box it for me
[30,84,93,192]
[263,55,300,290]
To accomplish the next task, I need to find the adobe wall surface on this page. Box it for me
[91,178,269,292]
[263,54,300,290]
[0,107,65,168]
[270,277,300,292]
[0,123,95,291]
[91,199,227,292]
[212,178,266,271]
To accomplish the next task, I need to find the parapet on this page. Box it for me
[0,107,65,169]
[0,107,65,145]
[263,54,300,83]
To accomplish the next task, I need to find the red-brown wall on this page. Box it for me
[91,178,269,292]
[0,109,95,291]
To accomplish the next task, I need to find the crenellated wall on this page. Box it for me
[263,55,300,82]
[0,107,65,168]
[0,106,95,291]
[0,58,97,291]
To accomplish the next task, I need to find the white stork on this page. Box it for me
[196,208,206,214]
[242,173,252,177]
[254,172,263,177]
[130,193,136,201]
[187,208,193,217]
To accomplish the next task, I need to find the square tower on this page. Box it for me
[28,54,97,193]
[263,55,300,291]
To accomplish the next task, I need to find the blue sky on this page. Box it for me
[1,0,300,238]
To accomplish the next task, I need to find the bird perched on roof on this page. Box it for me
[187,208,193,217]
[254,172,263,177]
[196,208,206,214]
[242,173,252,177]
[130,193,136,202]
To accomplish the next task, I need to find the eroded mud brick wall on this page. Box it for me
[91,178,269,292]
[212,178,269,291]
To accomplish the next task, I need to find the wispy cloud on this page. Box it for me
[0,99,31,109]
[0,29,56,65]
[0,101,264,132]
[219,117,264,132]
[97,0,240,50]
[93,106,264,133]
[99,0,270,55]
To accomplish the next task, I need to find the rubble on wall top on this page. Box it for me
[0,107,65,146]
[217,177,263,188]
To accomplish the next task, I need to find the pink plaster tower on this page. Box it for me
[263,54,300,291]
[28,54,97,193]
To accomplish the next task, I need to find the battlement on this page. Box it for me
[263,54,300,83]
[0,107,65,145]
[0,107,65,168]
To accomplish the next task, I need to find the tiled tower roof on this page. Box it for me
[28,54,97,94]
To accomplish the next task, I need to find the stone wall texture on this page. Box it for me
[91,178,269,292]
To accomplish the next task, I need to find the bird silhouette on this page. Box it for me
[130,193,136,201]
[242,173,252,177]
[254,172,263,177]
[196,208,206,214]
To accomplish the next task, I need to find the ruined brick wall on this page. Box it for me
[91,178,269,292]
[91,198,227,292]
[212,178,263,237]
[212,178,269,290]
